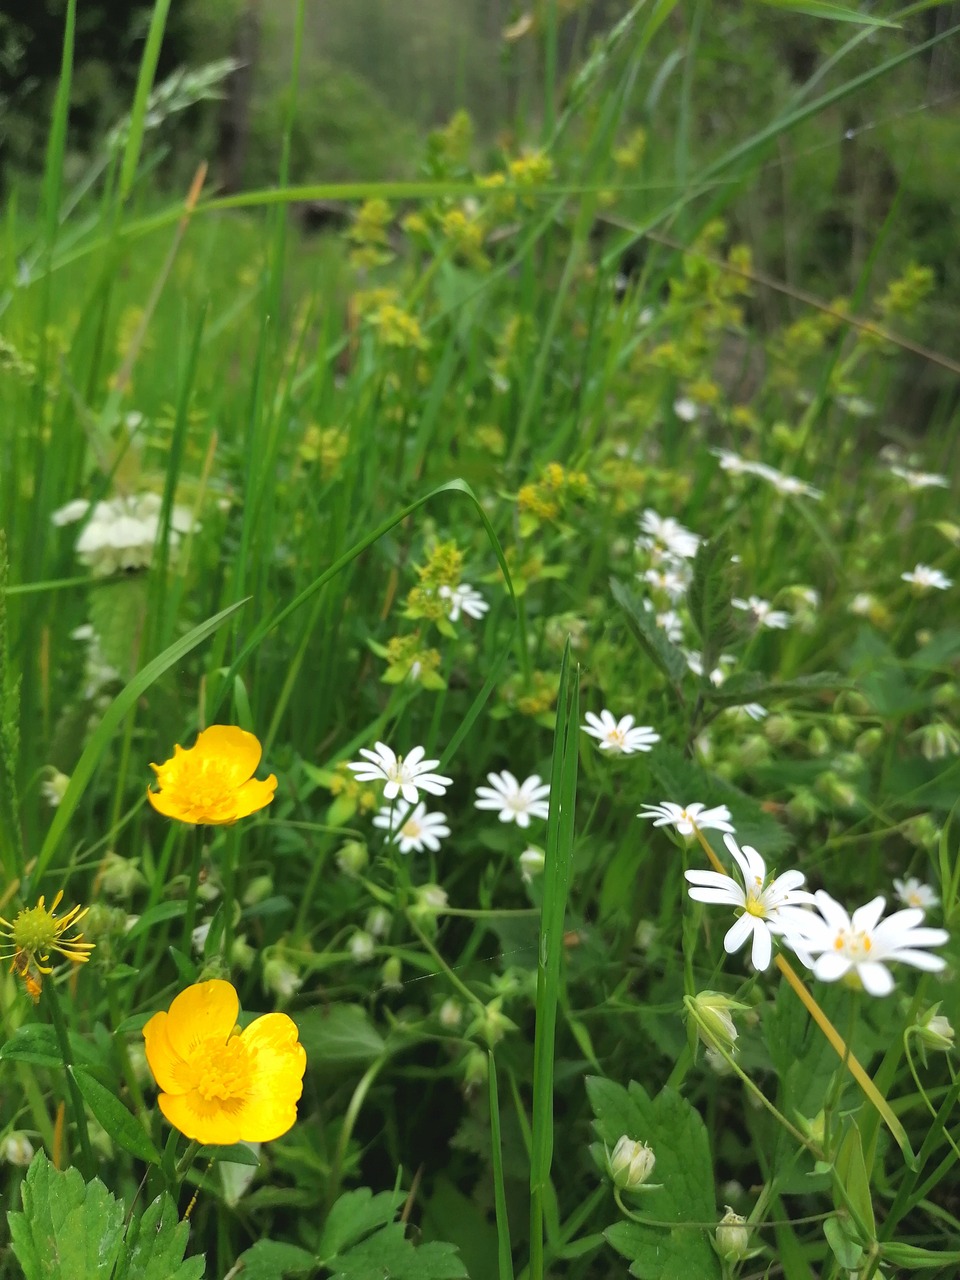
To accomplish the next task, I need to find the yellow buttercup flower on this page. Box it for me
[0,891,95,1001]
[143,979,306,1145]
[147,726,277,825]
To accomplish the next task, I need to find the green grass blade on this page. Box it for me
[119,0,173,203]
[529,641,579,1280]
[489,1052,516,1280]
[28,597,248,889]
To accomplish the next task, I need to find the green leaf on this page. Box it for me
[317,1188,400,1258]
[705,670,847,708]
[327,1223,467,1280]
[833,1118,876,1240]
[0,1024,101,1070]
[296,1005,386,1066]
[755,0,900,25]
[69,1068,160,1165]
[823,1215,863,1269]
[123,901,189,940]
[610,578,687,691]
[231,1240,315,1279]
[8,1151,125,1279]
[881,1242,960,1269]
[113,1192,205,1280]
[587,1077,720,1280]
[196,1142,261,1167]
[686,534,738,671]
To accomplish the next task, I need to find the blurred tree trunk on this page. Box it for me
[218,0,261,193]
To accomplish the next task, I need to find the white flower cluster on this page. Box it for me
[711,450,823,500]
[641,804,948,997]
[52,494,198,576]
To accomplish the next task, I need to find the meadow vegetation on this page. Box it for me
[0,2,959,1277]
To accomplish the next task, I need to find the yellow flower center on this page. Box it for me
[169,759,240,822]
[401,816,422,839]
[10,905,58,954]
[608,728,626,747]
[744,878,767,918]
[835,929,872,959]
[194,1034,253,1105]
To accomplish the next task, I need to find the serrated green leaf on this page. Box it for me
[231,1240,315,1279]
[296,1005,386,1066]
[88,577,148,681]
[113,1192,205,1280]
[8,1151,125,1279]
[70,1068,160,1165]
[705,670,846,708]
[687,534,738,669]
[610,577,687,690]
[328,1223,467,1280]
[588,1077,720,1280]
[317,1188,400,1258]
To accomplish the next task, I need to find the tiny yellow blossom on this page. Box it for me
[147,726,277,826]
[0,891,95,1001]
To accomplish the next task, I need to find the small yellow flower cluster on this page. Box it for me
[417,540,464,590]
[297,424,348,479]
[473,424,506,456]
[613,127,647,170]
[499,669,560,719]
[328,762,380,813]
[366,301,429,351]
[480,150,554,217]
[383,633,444,689]
[429,109,474,168]
[518,461,593,529]
[438,208,489,270]
[348,198,394,269]
[877,263,934,320]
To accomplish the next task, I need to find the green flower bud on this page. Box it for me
[764,714,797,746]
[520,847,545,882]
[262,954,301,1000]
[230,935,255,972]
[855,727,883,758]
[807,726,831,757]
[462,1048,488,1093]
[366,907,392,938]
[737,735,770,769]
[98,852,147,900]
[688,991,747,1055]
[932,682,957,710]
[832,715,856,745]
[381,956,403,992]
[242,875,274,906]
[901,814,941,850]
[608,1136,656,1192]
[468,997,517,1048]
[348,930,375,963]
[815,770,858,810]
[716,1206,750,1260]
[438,998,462,1029]
[786,788,819,826]
[336,840,369,877]
[917,1006,954,1053]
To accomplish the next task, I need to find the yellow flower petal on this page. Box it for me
[143,1010,196,1096]
[190,725,262,787]
[164,979,238,1062]
[159,1090,243,1146]
[231,1013,307,1142]
[231,775,279,820]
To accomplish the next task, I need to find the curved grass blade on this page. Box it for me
[28,597,248,889]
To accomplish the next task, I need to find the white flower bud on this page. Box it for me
[262,955,301,1001]
[608,1136,656,1192]
[688,991,744,1055]
[438,998,462,1029]
[917,1007,955,1052]
[336,841,369,877]
[40,769,70,808]
[348,930,375,963]
[716,1206,750,1260]
[366,907,392,938]
[0,1131,35,1166]
[519,847,545,882]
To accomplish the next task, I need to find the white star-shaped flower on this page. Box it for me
[902,564,952,591]
[582,711,660,755]
[892,876,939,912]
[638,801,734,838]
[783,891,948,996]
[439,582,489,622]
[685,834,815,971]
[347,742,452,805]
[643,566,689,602]
[732,596,791,630]
[373,800,450,854]
[637,509,700,560]
[889,465,948,490]
[475,771,549,827]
